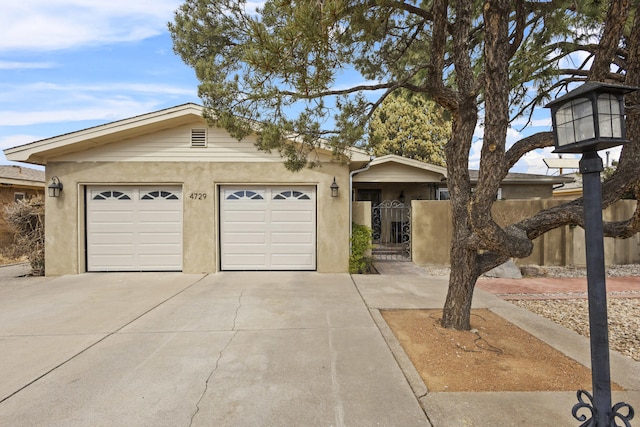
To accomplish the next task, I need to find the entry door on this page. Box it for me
[220,186,316,270]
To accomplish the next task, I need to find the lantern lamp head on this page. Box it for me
[48,176,63,198]
[330,177,339,197]
[545,82,637,154]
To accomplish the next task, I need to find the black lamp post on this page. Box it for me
[546,82,635,426]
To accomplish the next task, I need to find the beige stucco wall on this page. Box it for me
[571,200,640,266]
[44,161,350,275]
[411,199,639,267]
[352,201,371,228]
[411,201,452,265]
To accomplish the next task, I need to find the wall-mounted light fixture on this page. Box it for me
[399,191,405,204]
[330,177,339,197]
[48,176,63,198]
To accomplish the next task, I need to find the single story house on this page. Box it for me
[5,104,369,275]
[4,103,572,275]
[0,165,45,248]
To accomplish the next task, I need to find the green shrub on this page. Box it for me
[349,223,374,274]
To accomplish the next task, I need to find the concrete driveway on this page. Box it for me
[0,270,428,426]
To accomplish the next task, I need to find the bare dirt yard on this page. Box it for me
[382,308,624,392]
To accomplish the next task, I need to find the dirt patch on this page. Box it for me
[382,308,624,392]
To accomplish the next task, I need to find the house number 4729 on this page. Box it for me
[189,193,207,200]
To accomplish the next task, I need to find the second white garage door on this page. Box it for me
[220,186,316,270]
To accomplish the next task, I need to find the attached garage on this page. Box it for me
[220,186,316,270]
[4,104,363,275]
[86,186,183,272]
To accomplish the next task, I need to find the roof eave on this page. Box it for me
[4,103,204,164]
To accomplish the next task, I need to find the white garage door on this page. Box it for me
[86,186,182,271]
[220,186,316,270]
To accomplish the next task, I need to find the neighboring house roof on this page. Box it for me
[468,170,575,185]
[0,165,45,188]
[3,103,370,166]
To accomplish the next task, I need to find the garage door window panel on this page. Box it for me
[226,190,264,200]
[273,190,311,200]
[141,190,180,200]
[92,190,132,200]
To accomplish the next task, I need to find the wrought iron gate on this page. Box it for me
[371,200,411,261]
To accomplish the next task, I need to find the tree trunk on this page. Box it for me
[441,223,479,330]
[440,93,477,330]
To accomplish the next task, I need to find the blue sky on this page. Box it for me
[0,0,201,167]
[0,1,592,174]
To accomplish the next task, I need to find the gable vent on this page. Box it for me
[191,128,207,147]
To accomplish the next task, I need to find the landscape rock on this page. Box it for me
[520,264,547,277]
[484,259,522,279]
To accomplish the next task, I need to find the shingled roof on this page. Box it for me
[0,165,45,187]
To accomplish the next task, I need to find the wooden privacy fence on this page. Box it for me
[353,199,640,267]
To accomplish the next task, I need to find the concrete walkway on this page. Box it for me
[0,270,428,426]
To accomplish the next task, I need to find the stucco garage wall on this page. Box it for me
[44,161,349,275]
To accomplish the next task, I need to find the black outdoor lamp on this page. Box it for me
[330,177,339,197]
[546,82,636,427]
[48,176,63,198]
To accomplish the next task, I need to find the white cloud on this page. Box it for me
[20,82,196,97]
[0,98,160,126]
[511,117,552,128]
[0,0,184,51]
[0,61,57,69]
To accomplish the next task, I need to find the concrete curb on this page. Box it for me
[369,308,430,400]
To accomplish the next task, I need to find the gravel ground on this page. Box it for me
[512,264,639,362]
[511,298,640,362]
[544,264,640,278]
[420,263,640,278]
[420,264,640,362]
